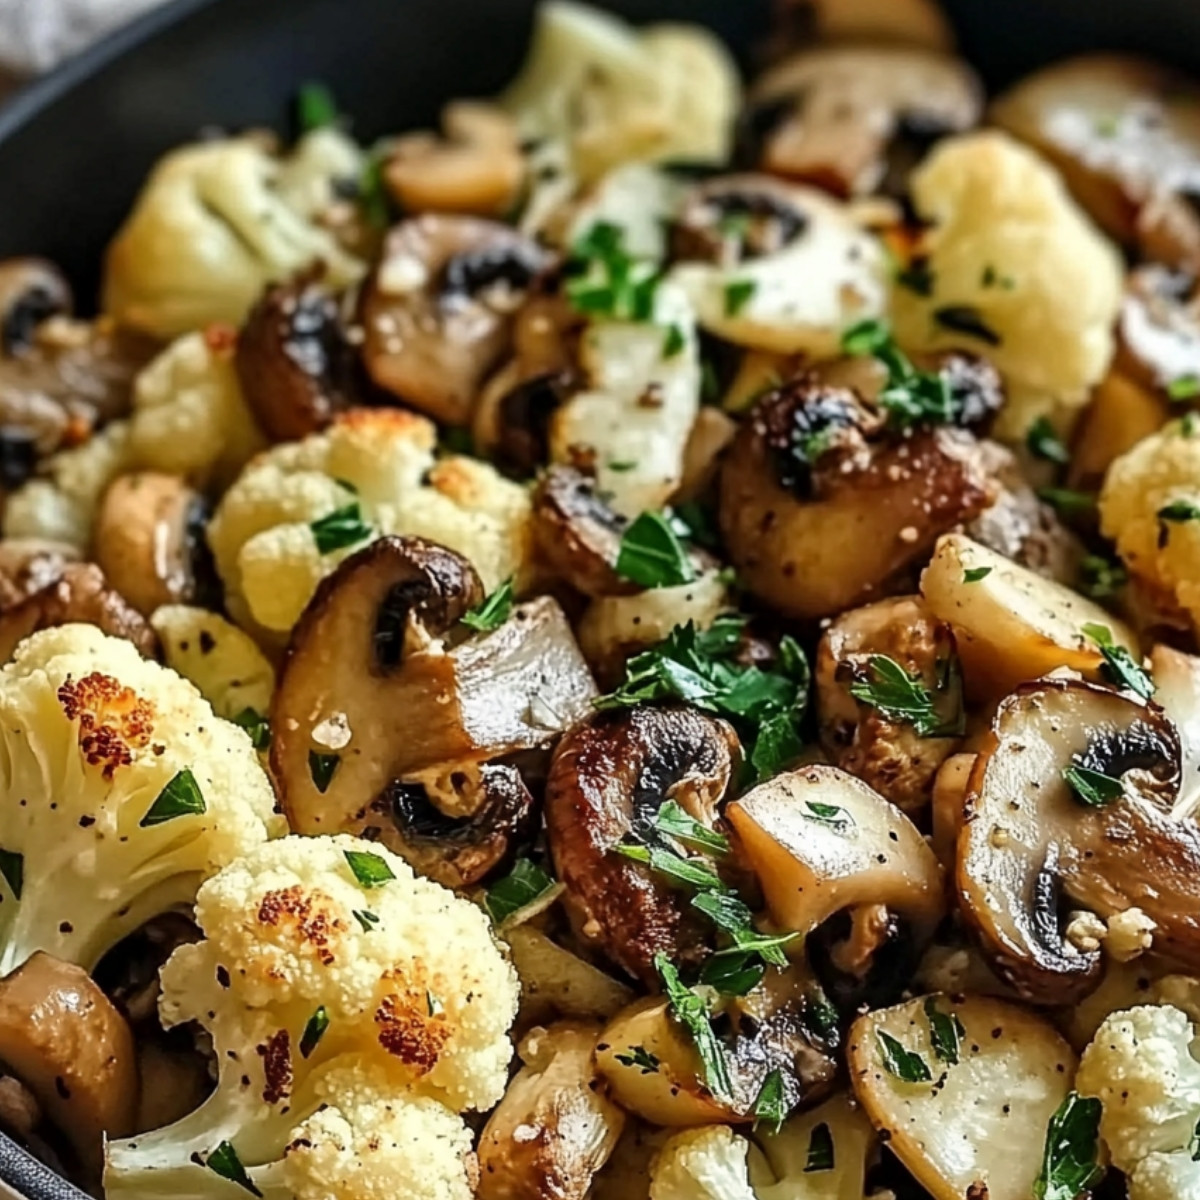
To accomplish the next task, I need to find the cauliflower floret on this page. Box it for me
[104,834,518,1199]
[0,624,281,976]
[2,420,132,549]
[1100,421,1200,635]
[1077,1003,1200,1193]
[150,605,275,725]
[102,131,366,339]
[650,1126,756,1200]
[892,131,1124,440]
[128,328,266,490]
[208,408,534,634]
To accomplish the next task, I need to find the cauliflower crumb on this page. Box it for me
[1066,910,1107,955]
[649,1126,756,1200]
[1106,908,1157,962]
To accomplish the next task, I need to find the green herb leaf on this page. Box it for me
[140,769,206,827]
[299,1006,329,1058]
[614,1045,660,1073]
[310,504,373,555]
[296,82,340,132]
[0,849,23,900]
[896,260,935,297]
[725,279,757,316]
[1034,1092,1105,1200]
[718,928,798,969]
[358,147,391,230]
[440,426,474,456]
[1158,500,1200,524]
[1081,623,1154,700]
[1080,554,1127,599]
[232,708,271,751]
[309,751,340,794]
[607,460,638,472]
[698,951,765,996]
[803,991,840,1041]
[840,319,955,429]
[615,843,725,892]
[1037,488,1096,519]
[690,889,755,935]
[1027,416,1070,465]
[981,264,1014,290]
[485,858,556,924]
[657,954,733,1100]
[1063,764,1124,808]
[343,849,396,889]
[615,511,695,588]
[205,1142,262,1197]
[924,997,965,1066]
[654,801,730,856]
[352,909,379,933]
[848,655,942,736]
[933,304,1002,346]
[1168,375,1200,402]
[567,222,661,322]
[753,1069,787,1134]
[804,1122,835,1172]
[669,501,721,550]
[461,578,515,632]
[800,800,856,834]
[963,566,992,583]
[751,711,805,782]
[1183,413,1199,438]
[876,1030,932,1083]
[662,324,686,359]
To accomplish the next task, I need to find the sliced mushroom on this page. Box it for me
[741,47,981,198]
[992,55,1200,271]
[93,473,217,617]
[272,535,596,886]
[0,563,157,663]
[544,706,739,985]
[361,216,552,425]
[773,0,956,52]
[1152,644,1200,818]
[848,993,1076,1200]
[676,407,737,505]
[719,379,994,620]
[670,177,888,359]
[0,539,79,609]
[477,1021,625,1200]
[596,962,839,1126]
[385,102,526,219]
[816,596,963,814]
[957,675,1200,1003]
[0,953,139,1179]
[930,751,975,866]
[727,767,945,977]
[0,260,72,356]
[920,533,1139,701]
[235,272,359,442]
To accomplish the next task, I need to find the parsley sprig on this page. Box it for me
[656,954,733,1101]
[615,511,695,589]
[848,654,962,737]
[1081,623,1153,700]
[567,222,662,322]
[1034,1092,1105,1200]
[841,319,955,429]
[461,578,515,632]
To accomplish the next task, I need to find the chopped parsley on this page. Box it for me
[296,81,340,132]
[485,858,556,925]
[1037,488,1096,519]
[343,849,395,889]
[1158,500,1200,524]
[963,566,993,583]
[614,843,724,891]
[308,751,340,794]
[662,324,686,359]
[654,800,730,856]
[352,909,380,933]
[205,1142,262,1196]
[753,1069,787,1134]
[876,1030,932,1083]
[1026,416,1070,465]
[896,259,935,297]
[1168,375,1200,402]
[840,319,955,428]
[1082,622,1153,700]
[848,654,958,737]
[310,504,373,555]
[232,708,271,751]
[1063,764,1125,808]
[140,769,206,827]
[804,1122,835,1172]
[615,1045,660,1073]
[358,146,392,230]
[461,578,515,633]
[299,1006,330,1059]
[981,264,1014,290]
[1080,553,1127,599]
[0,849,23,900]
[724,279,758,316]
[656,954,732,1101]
[607,460,638,472]
[614,511,695,589]
[800,800,856,833]
[924,997,965,1065]
[567,222,661,322]
[933,304,1002,346]
[1034,1092,1105,1200]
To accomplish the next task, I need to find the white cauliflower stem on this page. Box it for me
[104,834,519,1200]
[0,624,280,976]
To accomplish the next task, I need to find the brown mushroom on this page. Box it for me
[0,563,157,663]
[544,706,740,985]
[235,272,360,442]
[0,260,72,357]
[718,378,994,620]
[671,176,814,267]
[992,55,1200,271]
[384,102,526,219]
[93,473,218,617]
[816,596,963,814]
[0,952,139,1180]
[957,675,1200,1004]
[477,1021,625,1200]
[772,0,956,53]
[272,535,596,887]
[741,46,982,198]
[361,216,552,426]
[0,539,79,609]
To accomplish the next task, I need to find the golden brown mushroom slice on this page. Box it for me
[992,55,1200,270]
[719,378,994,621]
[957,676,1200,1004]
[777,0,956,51]
[742,46,981,198]
[0,953,139,1181]
[272,535,597,887]
[360,215,552,426]
[544,706,739,986]
[0,260,72,356]
[477,1021,625,1200]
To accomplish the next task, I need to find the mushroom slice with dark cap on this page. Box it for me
[544,706,740,986]
[957,676,1200,1005]
[272,536,597,885]
[741,46,982,198]
[235,271,360,442]
[0,260,72,357]
[718,378,994,621]
[360,215,553,426]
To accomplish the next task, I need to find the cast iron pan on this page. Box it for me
[0,0,1196,1195]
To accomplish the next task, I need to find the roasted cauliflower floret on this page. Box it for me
[128,327,267,490]
[892,131,1124,439]
[103,132,367,339]
[208,408,534,635]
[1077,1004,1200,1200]
[104,834,519,1199]
[0,623,281,977]
[1100,421,1200,634]
[649,1126,756,1200]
